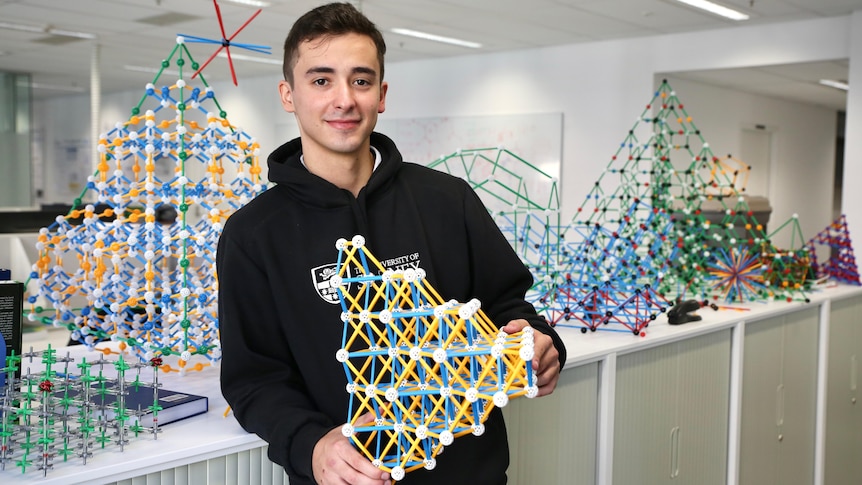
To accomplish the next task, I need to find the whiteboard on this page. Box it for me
[274,112,564,212]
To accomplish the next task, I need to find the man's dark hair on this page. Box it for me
[283,2,386,86]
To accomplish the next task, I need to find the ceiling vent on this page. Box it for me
[32,35,84,45]
[136,12,201,27]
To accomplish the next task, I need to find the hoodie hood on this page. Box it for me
[265,132,403,209]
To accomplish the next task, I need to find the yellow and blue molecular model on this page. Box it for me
[27,36,266,371]
[332,235,537,481]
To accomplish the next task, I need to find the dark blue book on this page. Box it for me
[115,385,209,427]
[63,383,209,427]
[0,278,24,388]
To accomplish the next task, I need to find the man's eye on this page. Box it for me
[313,79,327,86]
[355,79,370,86]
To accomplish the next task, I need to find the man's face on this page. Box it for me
[279,33,387,162]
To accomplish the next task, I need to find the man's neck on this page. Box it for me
[302,146,375,197]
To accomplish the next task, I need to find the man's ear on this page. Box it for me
[278,80,295,113]
[378,81,388,114]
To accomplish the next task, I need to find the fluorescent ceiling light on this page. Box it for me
[124,65,180,76]
[46,28,96,40]
[390,28,482,49]
[673,0,750,21]
[0,21,44,33]
[222,0,271,7]
[819,79,849,91]
[217,52,281,65]
[0,20,95,39]
[30,83,86,93]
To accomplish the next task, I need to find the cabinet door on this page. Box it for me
[675,329,731,485]
[504,362,599,485]
[775,308,817,485]
[740,315,784,485]
[740,308,818,485]
[614,341,680,485]
[825,296,862,485]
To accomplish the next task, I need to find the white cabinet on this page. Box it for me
[739,308,819,485]
[613,330,731,485]
[824,295,862,485]
[504,362,599,484]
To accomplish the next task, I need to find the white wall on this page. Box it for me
[845,11,862,249]
[35,13,860,248]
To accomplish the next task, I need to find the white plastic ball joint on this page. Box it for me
[491,344,504,358]
[365,384,377,398]
[379,309,393,324]
[472,423,486,436]
[351,234,366,247]
[336,349,349,362]
[439,430,455,446]
[335,238,348,250]
[458,305,476,320]
[493,391,510,407]
[403,268,417,282]
[391,466,406,481]
[341,423,354,437]
[409,346,422,361]
[423,458,436,471]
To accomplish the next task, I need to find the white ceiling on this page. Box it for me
[0,0,859,109]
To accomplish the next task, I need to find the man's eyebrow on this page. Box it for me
[352,66,377,77]
[305,66,335,76]
[304,66,378,77]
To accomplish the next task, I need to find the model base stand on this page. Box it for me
[332,236,537,481]
[0,345,164,477]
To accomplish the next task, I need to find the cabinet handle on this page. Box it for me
[852,355,857,392]
[670,426,680,478]
[776,384,785,426]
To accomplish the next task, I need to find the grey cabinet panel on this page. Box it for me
[739,308,818,485]
[614,330,731,485]
[676,331,731,485]
[825,295,862,485]
[776,309,818,485]
[614,341,679,485]
[504,362,599,485]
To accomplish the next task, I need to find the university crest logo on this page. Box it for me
[311,263,351,304]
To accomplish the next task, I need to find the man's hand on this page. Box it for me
[502,319,561,397]
[312,413,391,485]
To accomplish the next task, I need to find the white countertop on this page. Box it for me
[3,283,860,483]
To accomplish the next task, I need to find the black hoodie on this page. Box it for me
[217,132,567,484]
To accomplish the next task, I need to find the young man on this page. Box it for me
[217,3,567,484]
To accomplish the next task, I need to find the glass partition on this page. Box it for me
[0,71,32,208]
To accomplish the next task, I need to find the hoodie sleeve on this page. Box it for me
[460,183,567,370]
[217,219,333,480]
